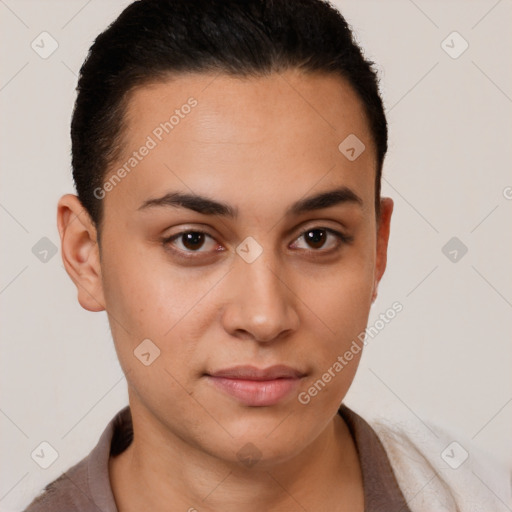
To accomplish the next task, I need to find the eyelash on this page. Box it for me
[161,227,353,260]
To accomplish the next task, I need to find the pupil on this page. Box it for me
[306,229,326,249]
[183,232,204,250]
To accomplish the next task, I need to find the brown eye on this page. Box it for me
[163,230,220,255]
[181,232,206,251]
[290,227,352,253]
[304,229,327,249]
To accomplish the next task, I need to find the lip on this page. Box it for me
[206,365,305,407]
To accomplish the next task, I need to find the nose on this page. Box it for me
[221,251,300,343]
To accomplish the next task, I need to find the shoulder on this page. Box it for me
[366,414,512,512]
[23,458,92,511]
[23,405,130,512]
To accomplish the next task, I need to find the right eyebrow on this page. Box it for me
[138,191,238,218]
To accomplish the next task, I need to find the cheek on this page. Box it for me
[100,241,222,371]
[101,240,203,330]
[295,272,369,412]
[292,238,375,398]
[300,249,375,339]
[313,273,372,330]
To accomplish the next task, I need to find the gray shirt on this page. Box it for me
[24,405,411,511]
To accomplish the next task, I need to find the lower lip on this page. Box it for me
[206,376,301,406]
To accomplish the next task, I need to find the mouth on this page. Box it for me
[205,365,306,407]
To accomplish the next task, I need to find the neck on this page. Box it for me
[109,397,363,512]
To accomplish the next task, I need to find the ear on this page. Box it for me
[371,197,393,303]
[57,194,106,312]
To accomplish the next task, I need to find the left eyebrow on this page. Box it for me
[286,186,363,217]
[137,185,363,217]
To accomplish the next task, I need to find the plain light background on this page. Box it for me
[1,0,511,510]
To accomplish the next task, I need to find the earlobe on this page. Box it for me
[372,197,394,303]
[371,284,378,303]
[57,194,106,312]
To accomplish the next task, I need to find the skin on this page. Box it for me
[58,69,393,511]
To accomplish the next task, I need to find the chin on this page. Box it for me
[207,415,312,467]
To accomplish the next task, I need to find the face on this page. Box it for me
[61,69,392,467]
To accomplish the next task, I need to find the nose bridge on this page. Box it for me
[245,254,283,305]
[225,244,298,342]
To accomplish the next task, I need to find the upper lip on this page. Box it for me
[208,365,305,381]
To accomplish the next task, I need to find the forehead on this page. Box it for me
[104,70,376,218]
[122,69,372,149]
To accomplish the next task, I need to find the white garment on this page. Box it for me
[369,415,512,512]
